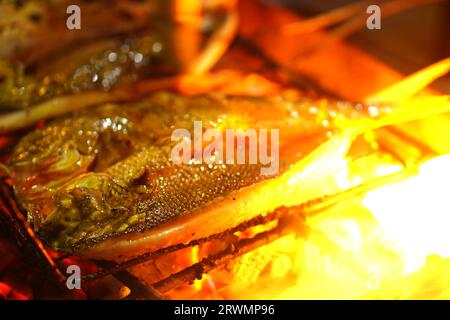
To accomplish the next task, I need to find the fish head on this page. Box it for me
[40,171,147,251]
[8,118,100,195]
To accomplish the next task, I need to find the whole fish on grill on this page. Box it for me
[6,90,447,260]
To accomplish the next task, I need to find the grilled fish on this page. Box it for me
[0,0,229,110]
[0,0,176,109]
[6,91,409,260]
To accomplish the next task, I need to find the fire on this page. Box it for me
[363,154,450,274]
[214,155,450,299]
[191,245,206,291]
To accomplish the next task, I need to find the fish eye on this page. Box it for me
[28,12,42,23]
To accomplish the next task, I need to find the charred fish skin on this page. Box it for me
[7,92,384,255]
